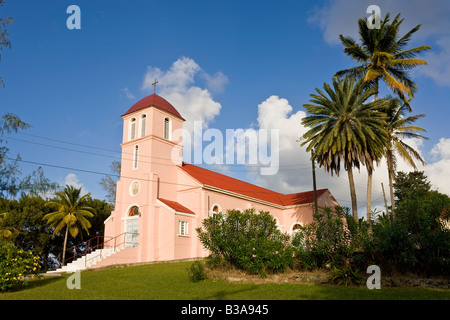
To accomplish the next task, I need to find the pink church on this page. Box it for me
[97,93,339,268]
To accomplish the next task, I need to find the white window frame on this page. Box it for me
[178,220,189,237]
[164,117,172,140]
[209,203,221,217]
[133,145,139,170]
[140,114,147,138]
[290,222,303,235]
[129,118,136,141]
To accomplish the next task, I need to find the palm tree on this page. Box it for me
[384,97,427,216]
[334,13,431,111]
[334,12,430,217]
[301,77,388,221]
[43,185,95,266]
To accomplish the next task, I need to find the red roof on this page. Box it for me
[180,163,328,207]
[158,198,195,215]
[122,93,184,120]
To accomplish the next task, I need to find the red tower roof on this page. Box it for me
[122,93,184,120]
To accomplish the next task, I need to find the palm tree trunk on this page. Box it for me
[347,166,358,221]
[62,225,69,266]
[386,149,396,218]
[366,80,378,224]
[388,169,396,218]
[366,169,372,224]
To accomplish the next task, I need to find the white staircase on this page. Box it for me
[46,246,124,274]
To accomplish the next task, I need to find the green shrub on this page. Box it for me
[196,209,294,276]
[292,206,357,270]
[0,241,41,292]
[187,260,208,282]
[329,264,362,286]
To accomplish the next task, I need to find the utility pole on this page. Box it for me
[311,150,318,215]
[381,182,388,216]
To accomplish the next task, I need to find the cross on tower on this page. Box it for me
[152,79,159,94]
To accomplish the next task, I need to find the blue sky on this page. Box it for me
[1,0,450,215]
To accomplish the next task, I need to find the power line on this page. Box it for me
[4,132,387,192]
[3,156,309,197]
[3,134,314,172]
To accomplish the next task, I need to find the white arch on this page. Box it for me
[129,117,136,141]
[289,222,303,234]
[140,114,147,138]
[123,203,141,219]
[209,203,222,217]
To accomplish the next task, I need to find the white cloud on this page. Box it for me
[201,71,229,94]
[64,173,89,196]
[120,87,136,100]
[141,57,225,132]
[249,96,314,192]
[424,138,450,195]
[308,0,450,86]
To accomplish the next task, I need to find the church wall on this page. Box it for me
[154,205,176,261]
[174,213,196,260]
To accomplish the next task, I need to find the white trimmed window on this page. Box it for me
[130,118,136,140]
[178,221,189,236]
[133,145,139,170]
[209,203,221,217]
[164,117,171,140]
[140,114,147,138]
[292,223,302,234]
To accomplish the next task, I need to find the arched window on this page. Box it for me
[128,206,139,217]
[133,145,139,170]
[164,117,171,140]
[292,223,302,233]
[209,203,221,217]
[130,118,136,140]
[140,114,147,138]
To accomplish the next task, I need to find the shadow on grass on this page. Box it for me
[200,285,259,300]
[6,275,64,294]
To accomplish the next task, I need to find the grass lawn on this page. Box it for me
[0,261,449,300]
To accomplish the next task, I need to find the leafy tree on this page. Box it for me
[0,0,13,87]
[0,114,31,198]
[99,160,120,205]
[394,171,431,203]
[369,171,450,276]
[334,12,431,111]
[0,211,17,239]
[301,77,389,220]
[0,194,112,270]
[43,185,95,266]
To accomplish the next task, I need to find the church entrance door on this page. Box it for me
[125,218,138,247]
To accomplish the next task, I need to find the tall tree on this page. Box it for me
[0,211,17,239]
[0,0,13,87]
[334,12,430,216]
[384,97,427,216]
[301,77,388,220]
[43,185,95,266]
[99,160,120,205]
[334,12,431,112]
[0,114,30,198]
